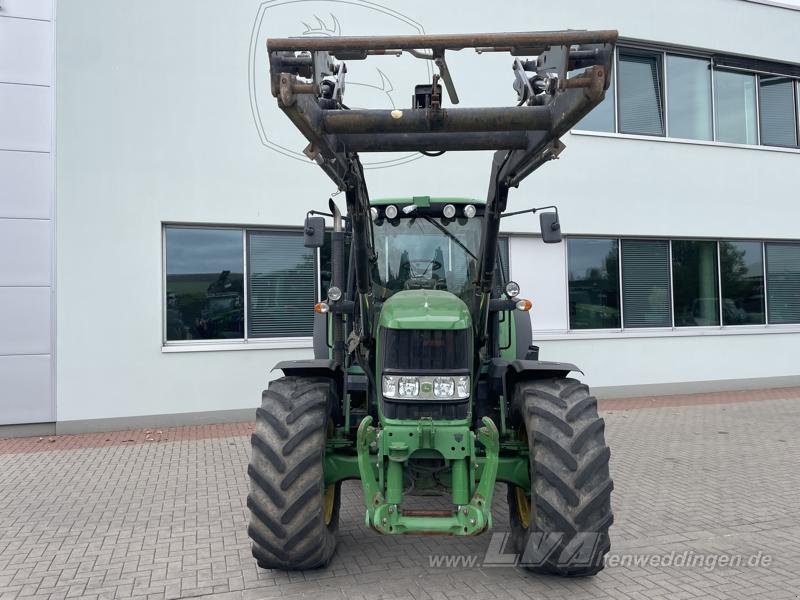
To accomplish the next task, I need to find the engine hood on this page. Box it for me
[378,290,471,331]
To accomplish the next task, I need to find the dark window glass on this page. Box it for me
[574,69,615,132]
[618,51,664,135]
[667,55,712,140]
[766,243,800,324]
[165,228,244,341]
[714,70,757,144]
[319,232,508,299]
[248,231,316,338]
[672,240,720,327]
[621,239,671,328]
[568,239,620,329]
[758,75,798,147]
[720,241,765,325]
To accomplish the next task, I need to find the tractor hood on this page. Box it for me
[378,290,471,331]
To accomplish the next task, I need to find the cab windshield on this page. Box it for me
[371,215,482,301]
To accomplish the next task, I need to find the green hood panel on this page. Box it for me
[378,290,471,330]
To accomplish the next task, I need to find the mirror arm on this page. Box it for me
[500,204,558,218]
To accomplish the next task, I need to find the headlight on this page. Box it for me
[433,377,454,398]
[442,204,456,219]
[327,286,342,301]
[382,375,397,397]
[382,375,470,399]
[384,204,398,219]
[463,204,476,218]
[398,377,419,397]
[505,281,520,298]
[456,376,470,398]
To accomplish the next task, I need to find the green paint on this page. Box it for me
[354,415,501,536]
[378,290,471,330]
[412,195,431,207]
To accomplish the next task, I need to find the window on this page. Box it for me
[766,243,800,324]
[577,44,800,150]
[720,241,765,325]
[667,55,712,141]
[759,75,799,147]
[248,231,316,338]
[672,240,720,327]
[164,227,244,341]
[618,50,664,136]
[714,70,758,144]
[567,238,620,329]
[621,239,671,328]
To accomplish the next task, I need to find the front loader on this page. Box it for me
[247,30,617,575]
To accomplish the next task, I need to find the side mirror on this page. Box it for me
[539,212,562,244]
[303,216,325,248]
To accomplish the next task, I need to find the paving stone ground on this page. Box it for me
[1,390,800,600]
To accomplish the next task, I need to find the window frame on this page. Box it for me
[565,236,622,331]
[616,48,667,137]
[757,73,800,148]
[161,223,316,350]
[564,235,800,333]
[574,40,800,153]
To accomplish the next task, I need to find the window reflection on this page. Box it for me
[714,70,758,144]
[720,241,765,325]
[568,239,621,329]
[667,55,712,141]
[672,240,719,327]
[165,228,244,340]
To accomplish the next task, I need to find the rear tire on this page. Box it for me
[247,376,340,570]
[507,377,613,576]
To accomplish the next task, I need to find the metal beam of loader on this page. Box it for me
[246,30,617,576]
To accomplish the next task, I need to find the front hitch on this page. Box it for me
[356,415,500,535]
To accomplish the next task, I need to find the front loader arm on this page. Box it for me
[267,30,617,352]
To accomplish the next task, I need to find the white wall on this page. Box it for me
[55,0,800,422]
[0,2,54,425]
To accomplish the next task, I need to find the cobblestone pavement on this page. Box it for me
[1,391,800,600]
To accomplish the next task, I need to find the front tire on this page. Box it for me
[507,377,613,576]
[247,376,340,570]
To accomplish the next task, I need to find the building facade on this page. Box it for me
[1,0,799,433]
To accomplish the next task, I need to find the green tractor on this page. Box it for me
[247,30,616,575]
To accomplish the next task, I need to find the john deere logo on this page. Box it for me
[421,382,433,394]
[248,0,430,169]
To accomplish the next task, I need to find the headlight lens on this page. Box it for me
[382,375,397,397]
[398,377,419,397]
[433,377,454,398]
[382,375,470,399]
[327,286,342,301]
[505,281,520,298]
[456,376,470,398]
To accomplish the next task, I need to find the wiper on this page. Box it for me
[423,216,478,262]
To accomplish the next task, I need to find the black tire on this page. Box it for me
[507,377,613,576]
[247,376,341,570]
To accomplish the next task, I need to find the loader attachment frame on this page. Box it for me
[266,30,616,358]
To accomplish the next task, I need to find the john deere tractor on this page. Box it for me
[247,30,616,575]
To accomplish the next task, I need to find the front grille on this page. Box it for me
[381,328,471,420]
[382,328,470,371]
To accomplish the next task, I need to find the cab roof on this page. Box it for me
[370,196,484,207]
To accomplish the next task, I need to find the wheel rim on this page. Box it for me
[515,486,531,529]
[323,484,335,525]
